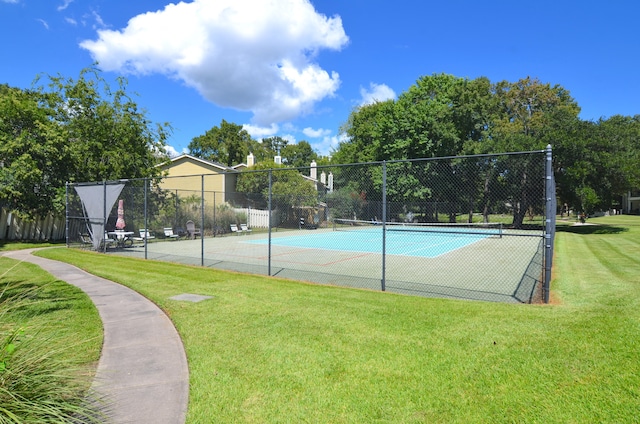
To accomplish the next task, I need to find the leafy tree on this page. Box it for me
[270,168,318,216]
[334,99,396,163]
[235,161,274,207]
[43,69,170,183]
[0,85,67,217]
[487,77,580,225]
[188,119,253,166]
[326,186,368,221]
[258,136,289,161]
[557,116,640,213]
[0,68,169,218]
[335,75,579,226]
[249,137,319,169]
[281,140,318,168]
[336,74,495,222]
[235,161,318,225]
[591,116,640,207]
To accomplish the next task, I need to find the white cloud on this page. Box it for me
[1,0,20,4]
[302,127,331,138]
[243,123,279,139]
[65,17,77,25]
[89,11,107,29]
[80,0,348,126]
[281,134,296,144]
[359,82,396,106]
[164,145,182,158]
[36,18,49,29]
[57,0,73,12]
[310,133,347,156]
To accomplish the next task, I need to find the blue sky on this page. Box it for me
[1,0,639,158]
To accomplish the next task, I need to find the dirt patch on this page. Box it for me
[547,290,563,305]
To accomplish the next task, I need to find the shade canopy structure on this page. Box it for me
[75,183,125,250]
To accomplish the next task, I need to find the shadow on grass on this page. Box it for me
[556,224,628,235]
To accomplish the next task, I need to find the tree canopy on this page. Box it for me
[188,119,254,166]
[235,160,318,220]
[188,126,319,170]
[335,73,640,216]
[0,69,170,218]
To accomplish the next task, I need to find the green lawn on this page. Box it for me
[28,215,640,423]
[0,241,61,252]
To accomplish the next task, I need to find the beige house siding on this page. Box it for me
[158,155,239,207]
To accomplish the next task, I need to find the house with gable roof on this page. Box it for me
[157,153,333,229]
[157,154,245,207]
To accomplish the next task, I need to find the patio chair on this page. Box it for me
[240,223,252,234]
[230,224,242,235]
[186,220,201,239]
[79,233,93,249]
[164,228,180,240]
[102,232,117,249]
[133,229,155,243]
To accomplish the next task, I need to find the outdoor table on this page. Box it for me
[108,231,134,247]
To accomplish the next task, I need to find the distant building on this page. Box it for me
[157,154,244,207]
[623,189,640,214]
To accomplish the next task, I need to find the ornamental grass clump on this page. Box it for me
[0,274,103,423]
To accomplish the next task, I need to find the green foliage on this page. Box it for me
[269,169,317,210]
[188,119,253,166]
[206,203,244,235]
[0,68,170,219]
[0,85,66,218]
[254,136,288,163]
[556,116,640,211]
[236,161,318,212]
[576,186,599,214]
[336,73,640,220]
[0,258,103,423]
[326,187,367,220]
[280,140,317,168]
[165,194,245,235]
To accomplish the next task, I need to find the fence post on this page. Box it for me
[144,178,148,260]
[103,181,108,253]
[65,182,69,247]
[201,175,205,267]
[381,161,387,292]
[544,145,554,303]
[268,170,273,276]
[213,191,217,237]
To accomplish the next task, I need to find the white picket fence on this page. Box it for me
[0,208,66,241]
[233,208,275,228]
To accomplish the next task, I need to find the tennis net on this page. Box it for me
[332,219,503,238]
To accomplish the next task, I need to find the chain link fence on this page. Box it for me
[67,147,556,303]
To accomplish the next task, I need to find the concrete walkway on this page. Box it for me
[2,249,189,424]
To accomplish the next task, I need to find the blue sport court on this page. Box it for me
[247,227,494,258]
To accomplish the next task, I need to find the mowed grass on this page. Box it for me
[0,241,61,252]
[0,257,102,368]
[36,215,640,423]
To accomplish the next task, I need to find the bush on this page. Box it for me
[206,203,246,235]
[0,279,103,423]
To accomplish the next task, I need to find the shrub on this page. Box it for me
[0,279,103,423]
